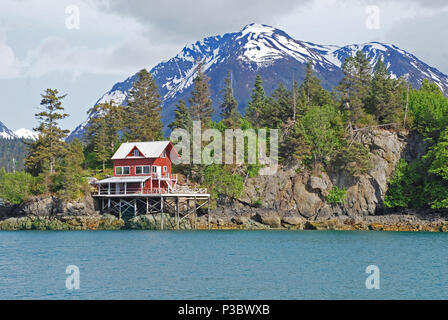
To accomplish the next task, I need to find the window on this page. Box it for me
[163,166,167,173]
[152,166,157,173]
[135,166,150,175]
[133,149,140,156]
[161,150,166,158]
[115,166,130,175]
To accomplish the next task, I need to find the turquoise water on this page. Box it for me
[0,230,447,299]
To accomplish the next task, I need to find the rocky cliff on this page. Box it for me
[210,129,442,229]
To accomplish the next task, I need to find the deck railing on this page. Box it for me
[96,186,169,196]
[154,172,177,180]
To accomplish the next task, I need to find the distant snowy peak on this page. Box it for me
[0,121,16,140]
[0,121,39,140]
[307,41,448,92]
[13,128,39,140]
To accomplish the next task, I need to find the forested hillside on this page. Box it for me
[0,139,28,172]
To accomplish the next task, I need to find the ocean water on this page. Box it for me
[0,230,447,299]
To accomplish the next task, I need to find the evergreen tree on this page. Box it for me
[25,89,69,175]
[245,75,268,127]
[55,139,87,200]
[189,60,213,129]
[299,61,332,110]
[126,69,163,141]
[337,51,373,127]
[86,101,125,170]
[93,117,109,170]
[368,58,405,124]
[220,71,240,128]
[169,99,192,131]
[269,83,291,127]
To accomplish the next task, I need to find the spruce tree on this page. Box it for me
[220,71,240,128]
[25,88,69,175]
[337,50,373,128]
[169,99,192,131]
[245,75,268,127]
[299,61,333,110]
[368,58,405,124]
[269,83,291,127]
[93,116,109,170]
[86,101,125,170]
[56,139,86,200]
[126,69,163,141]
[189,60,214,129]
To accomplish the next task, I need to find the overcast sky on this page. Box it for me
[0,0,446,131]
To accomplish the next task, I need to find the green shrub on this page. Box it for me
[252,199,262,208]
[204,164,244,199]
[0,171,42,204]
[325,186,347,204]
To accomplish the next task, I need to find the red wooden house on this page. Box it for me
[96,141,179,195]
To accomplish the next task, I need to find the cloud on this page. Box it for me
[21,33,177,78]
[386,8,448,73]
[0,32,20,78]
[2,0,448,79]
[93,0,309,43]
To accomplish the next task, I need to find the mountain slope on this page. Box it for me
[0,121,16,140]
[68,23,448,140]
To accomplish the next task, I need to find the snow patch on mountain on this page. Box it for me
[13,128,39,140]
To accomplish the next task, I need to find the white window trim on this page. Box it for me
[135,165,150,175]
[163,166,167,173]
[115,166,130,175]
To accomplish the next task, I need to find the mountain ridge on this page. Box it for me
[68,23,448,140]
[0,121,38,141]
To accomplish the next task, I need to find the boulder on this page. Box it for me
[281,215,305,226]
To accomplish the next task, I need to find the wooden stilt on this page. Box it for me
[176,196,180,230]
[160,196,164,230]
[194,196,197,230]
[208,197,211,230]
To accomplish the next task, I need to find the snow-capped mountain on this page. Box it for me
[306,41,448,93]
[68,23,448,140]
[0,121,16,139]
[0,122,38,140]
[13,128,39,140]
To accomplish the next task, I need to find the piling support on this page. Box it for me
[208,197,210,230]
[194,196,197,230]
[160,195,164,230]
[119,199,122,220]
[176,196,180,230]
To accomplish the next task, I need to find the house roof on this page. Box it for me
[97,176,151,184]
[111,141,172,160]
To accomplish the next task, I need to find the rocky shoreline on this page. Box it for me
[1,197,448,232]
